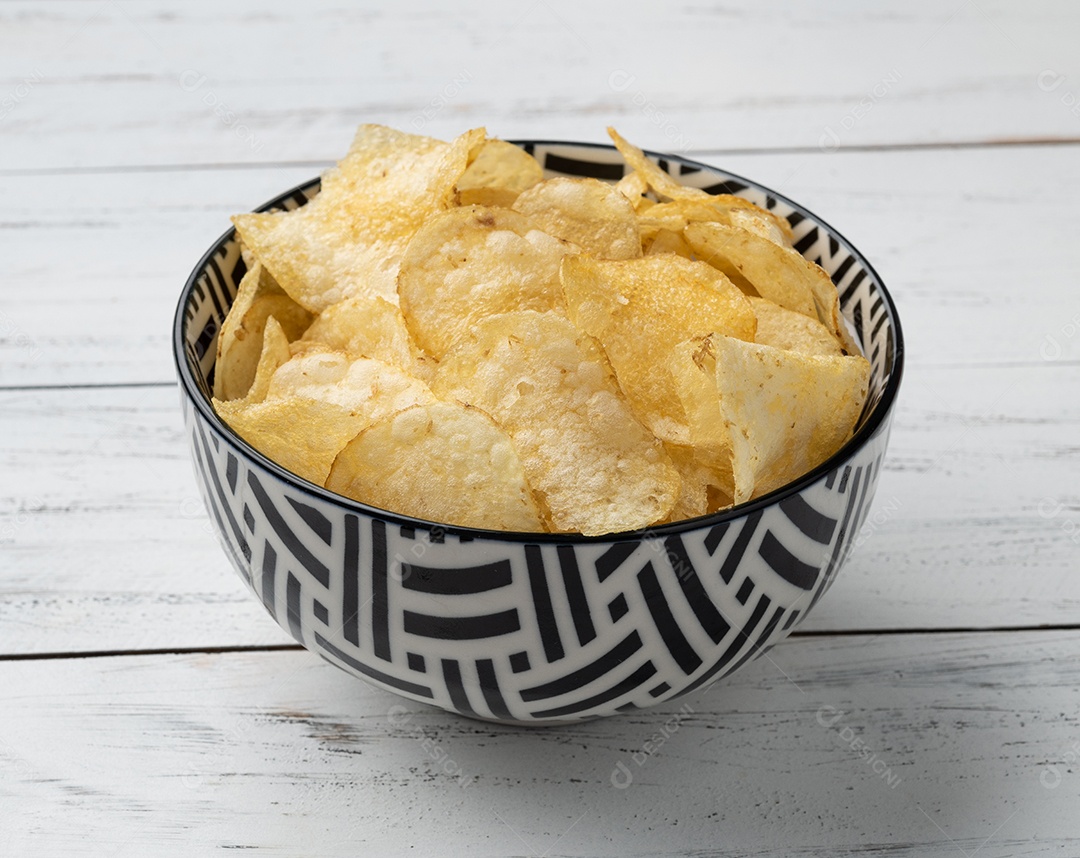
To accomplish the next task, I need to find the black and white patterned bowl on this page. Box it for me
[173,141,904,725]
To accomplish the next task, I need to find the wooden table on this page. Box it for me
[3,2,1078,855]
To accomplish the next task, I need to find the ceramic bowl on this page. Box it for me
[173,141,904,724]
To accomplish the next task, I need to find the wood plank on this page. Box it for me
[2,632,1078,855]
[2,1,1080,170]
[4,142,1080,388]
[1,374,1077,655]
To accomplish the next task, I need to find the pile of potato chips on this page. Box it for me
[213,124,869,536]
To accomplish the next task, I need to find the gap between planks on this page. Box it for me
[6,624,1079,664]
[1,136,1079,179]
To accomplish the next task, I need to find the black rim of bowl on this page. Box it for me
[173,141,905,545]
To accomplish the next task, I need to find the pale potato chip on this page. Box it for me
[266,351,434,417]
[709,334,870,503]
[327,402,544,532]
[397,205,573,359]
[433,310,679,535]
[213,262,313,400]
[299,294,416,370]
[560,253,755,443]
[750,296,843,356]
[511,177,641,260]
[457,139,543,208]
[233,125,485,312]
[668,336,727,450]
[215,350,436,486]
[684,221,818,317]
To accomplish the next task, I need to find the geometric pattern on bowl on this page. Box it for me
[174,142,904,724]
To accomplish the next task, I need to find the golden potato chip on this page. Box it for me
[214,397,368,486]
[433,310,679,535]
[299,294,416,370]
[397,205,573,359]
[232,125,485,313]
[807,270,864,357]
[215,350,437,486]
[729,207,791,247]
[213,262,313,400]
[668,336,727,450]
[560,253,755,443]
[327,402,544,532]
[244,316,292,404]
[662,443,734,521]
[709,334,870,503]
[644,228,692,258]
[614,169,650,211]
[456,139,543,208]
[607,127,703,202]
[750,296,843,356]
[511,177,641,260]
[684,221,817,317]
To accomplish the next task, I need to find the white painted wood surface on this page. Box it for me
[2,1,1079,854]
[4,634,1079,856]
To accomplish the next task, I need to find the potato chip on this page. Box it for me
[709,334,870,503]
[433,310,679,535]
[662,443,734,521]
[266,351,434,417]
[298,294,416,370]
[684,221,818,317]
[614,169,650,211]
[456,139,543,208]
[560,253,754,443]
[397,205,573,359]
[213,396,368,487]
[729,207,791,247]
[644,228,693,258]
[232,125,485,313]
[244,316,293,404]
[214,350,437,486]
[213,262,313,401]
[327,402,544,532]
[807,269,864,356]
[607,127,704,202]
[511,177,641,260]
[750,296,843,356]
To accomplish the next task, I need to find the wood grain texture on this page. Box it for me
[2,633,1078,856]
[4,142,1080,388]
[3,3,1077,852]
[1,1,1079,170]
[1,377,1077,656]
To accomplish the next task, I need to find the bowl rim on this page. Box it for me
[173,140,905,545]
